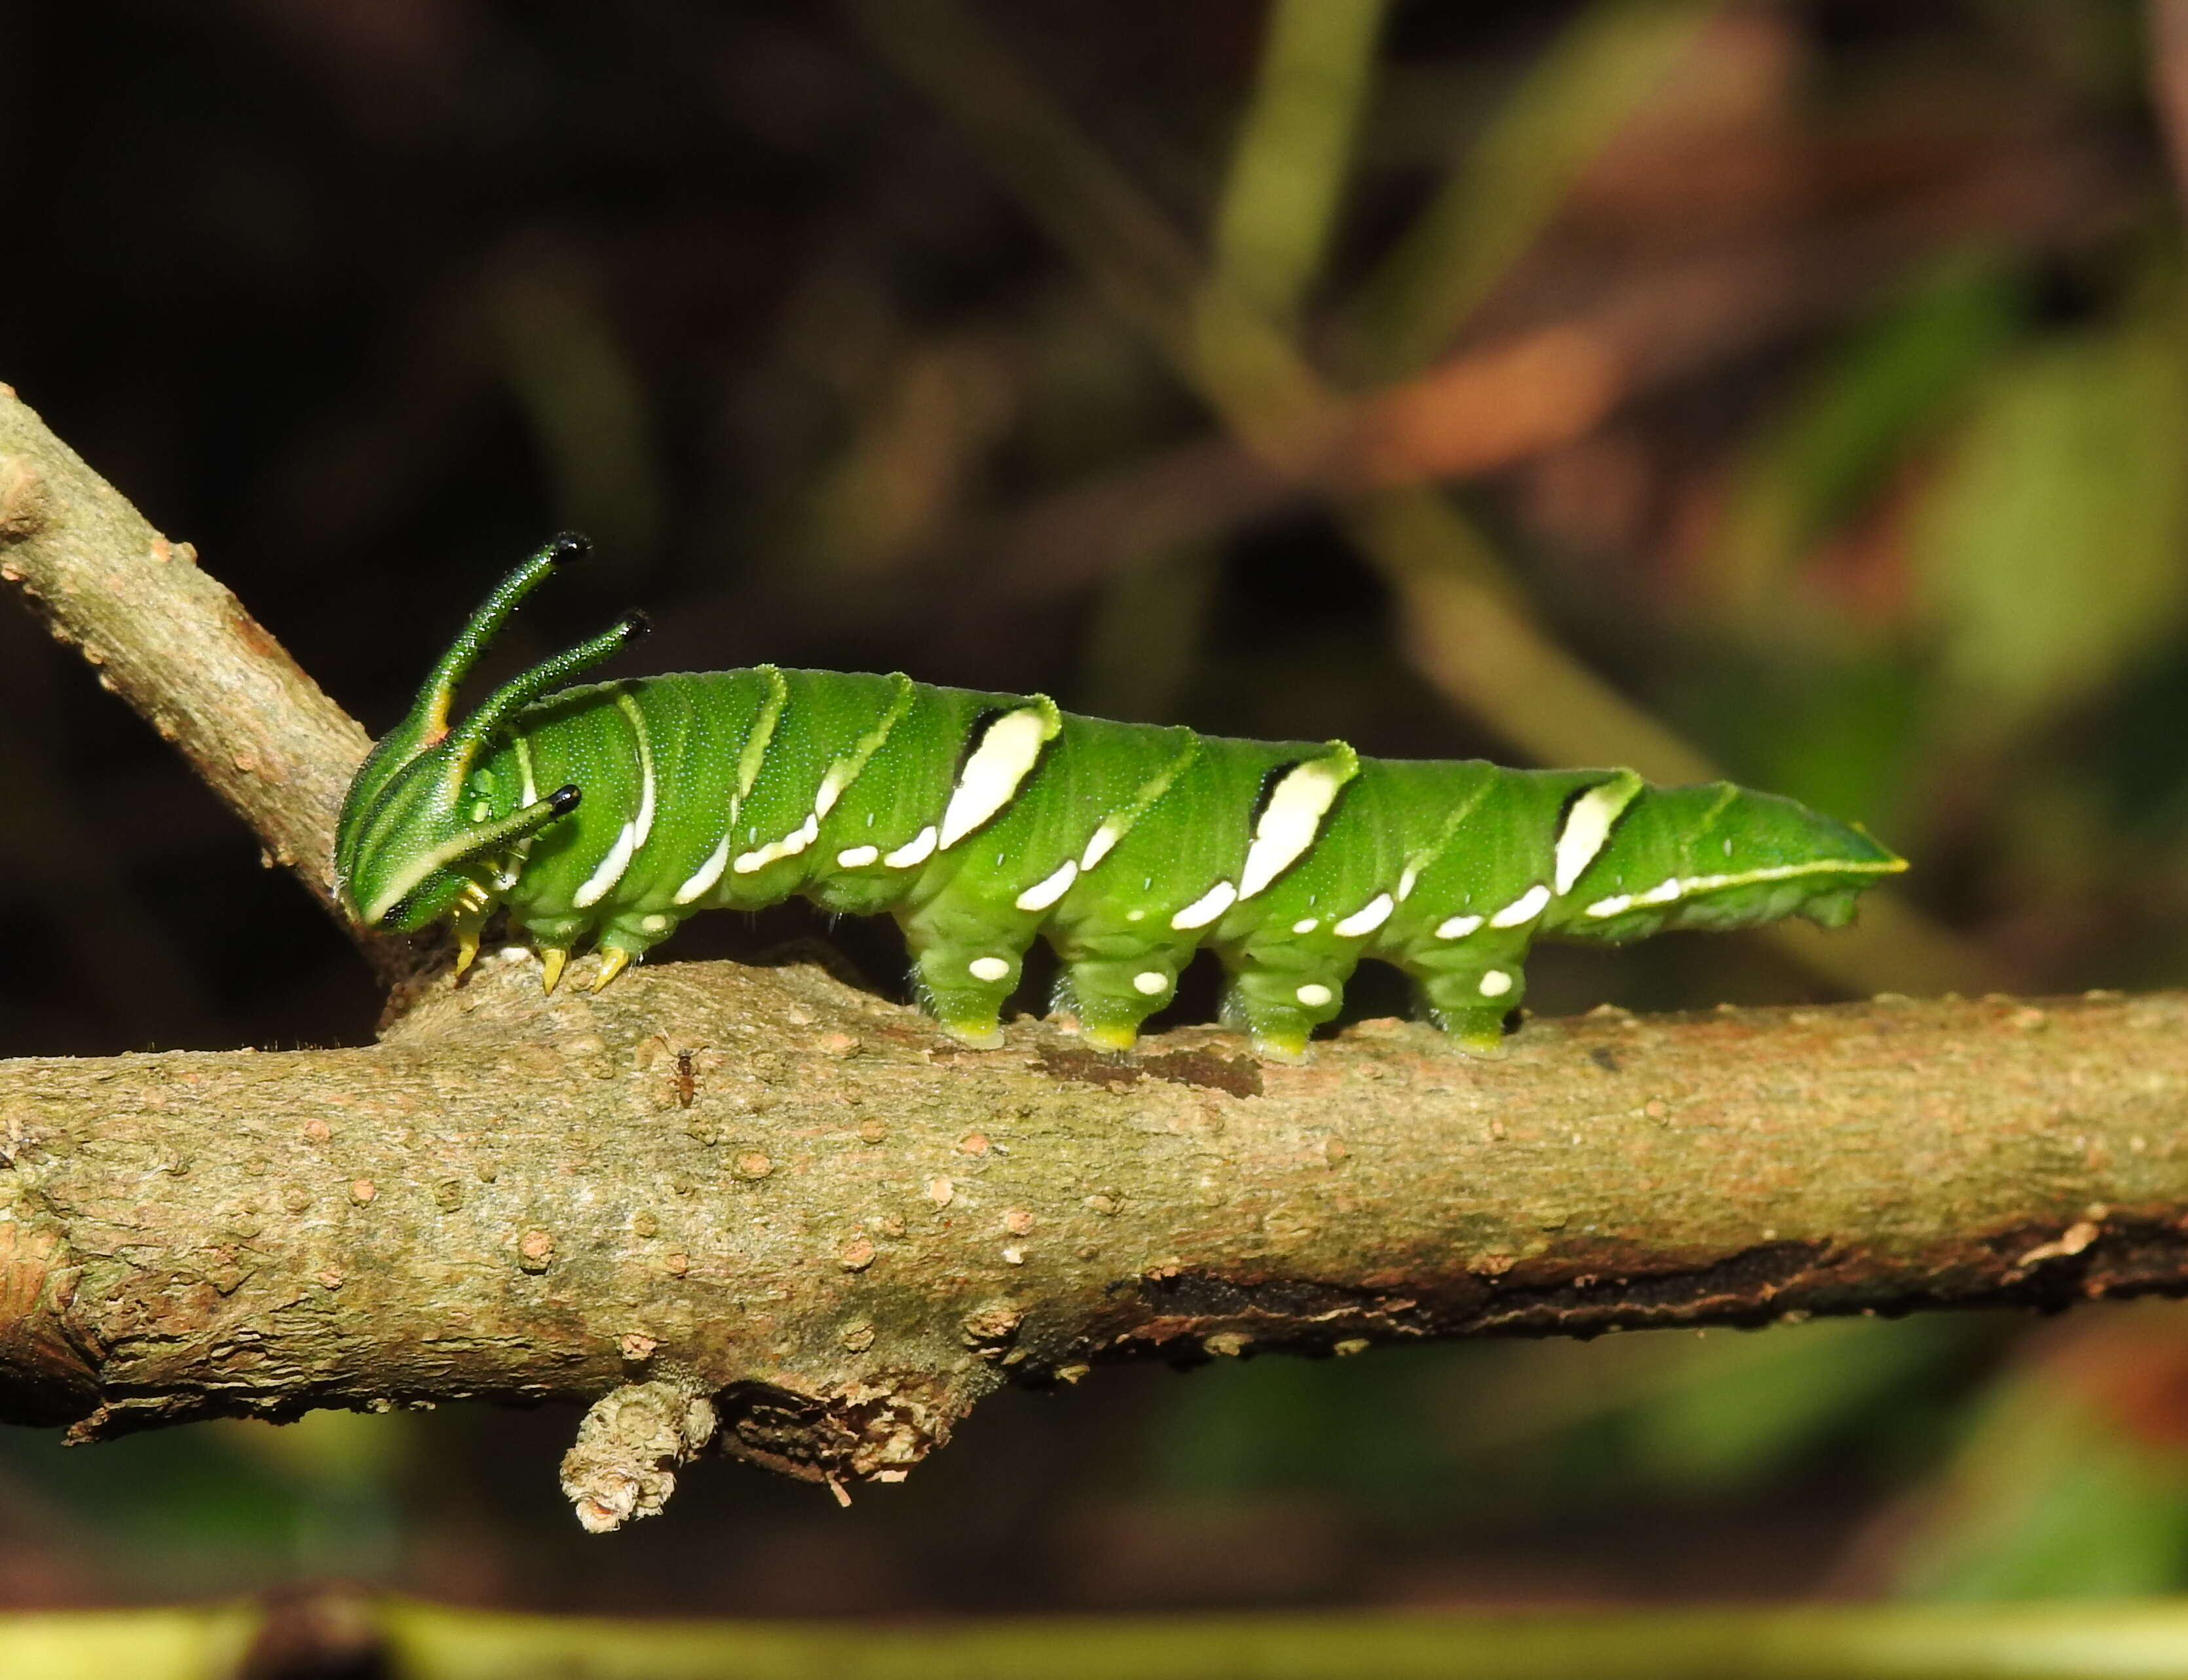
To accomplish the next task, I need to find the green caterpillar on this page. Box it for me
[335,536,1906,1058]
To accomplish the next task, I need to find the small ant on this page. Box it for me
[647,1034,711,1109]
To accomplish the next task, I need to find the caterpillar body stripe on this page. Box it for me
[335,536,1907,1059]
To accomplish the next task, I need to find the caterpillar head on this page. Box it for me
[336,744,579,930]
[333,532,643,931]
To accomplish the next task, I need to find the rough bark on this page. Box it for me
[5,383,2187,1527]
[1,959,2184,1504]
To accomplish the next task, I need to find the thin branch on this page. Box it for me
[1209,0,1393,324]
[369,1596,2188,1679]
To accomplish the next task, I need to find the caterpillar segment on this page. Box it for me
[335,540,1909,1060]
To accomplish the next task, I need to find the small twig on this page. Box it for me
[1209,0,1393,323]
[1344,0,1727,377]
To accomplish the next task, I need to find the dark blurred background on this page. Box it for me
[5,0,2188,1618]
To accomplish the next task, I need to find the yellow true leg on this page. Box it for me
[447,883,493,980]
[591,947,636,992]
[539,947,571,994]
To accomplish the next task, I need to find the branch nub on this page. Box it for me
[559,1372,719,1534]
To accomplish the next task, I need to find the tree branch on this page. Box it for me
[3,389,2181,1531]
[1,956,2185,1518]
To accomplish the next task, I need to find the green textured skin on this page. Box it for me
[335,542,1907,1059]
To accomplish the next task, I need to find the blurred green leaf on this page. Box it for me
[1149,1354,1439,1504]
[1912,312,2188,730]
[1895,1324,2188,1601]
[1705,257,2028,636]
[1346,0,1727,377]
[1629,1316,1972,1489]
[1076,540,1223,722]
[216,1408,414,1497]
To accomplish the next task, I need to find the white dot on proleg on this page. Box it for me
[1126,909,1144,922]
[969,956,1011,983]
[1133,971,1167,996]
[1295,983,1333,1007]
[641,914,670,933]
[836,845,880,868]
[1292,917,1319,935]
[1479,970,1513,998]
